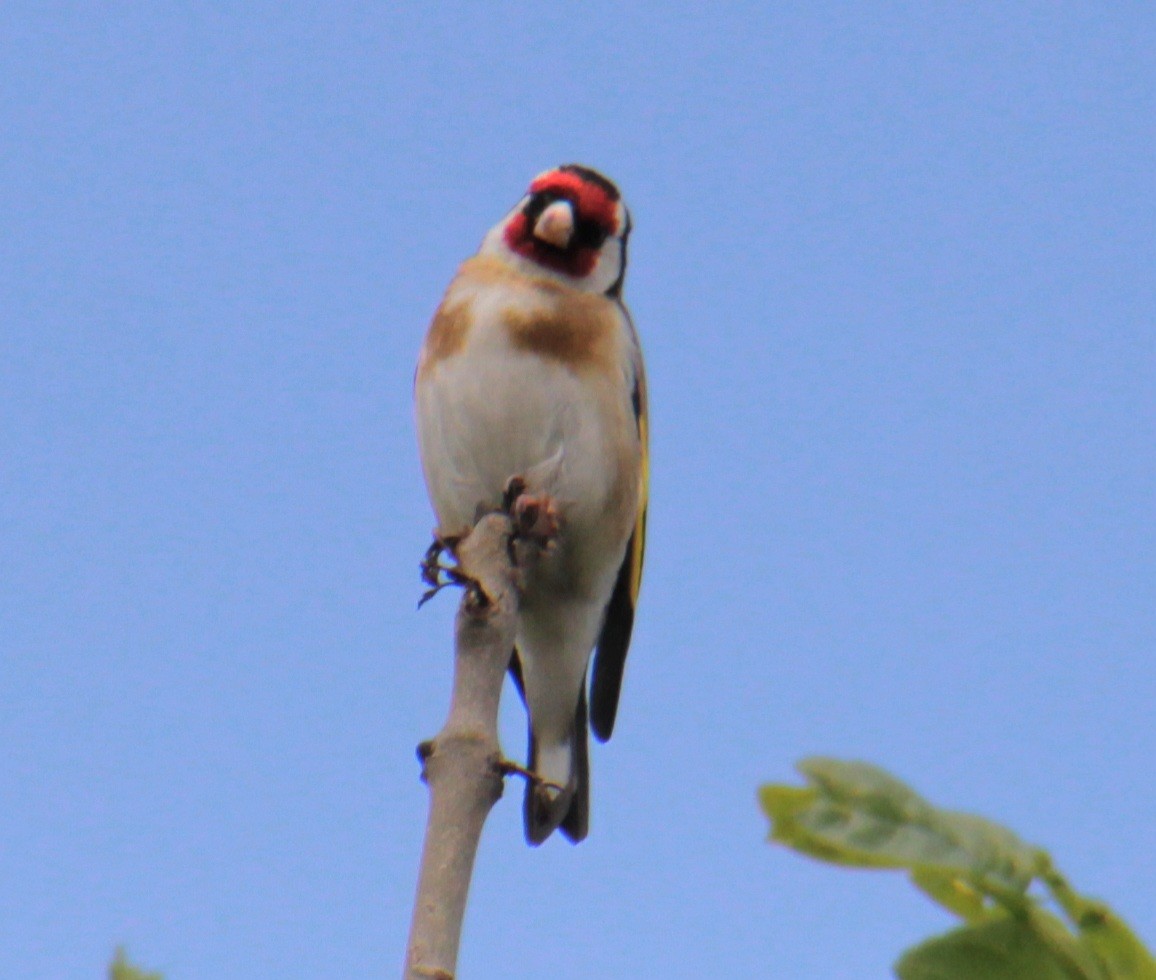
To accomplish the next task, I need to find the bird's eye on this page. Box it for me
[575,220,609,250]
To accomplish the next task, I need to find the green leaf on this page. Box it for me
[762,759,1156,977]
[1042,869,1156,979]
[109,947,163,980]
[759,758,1042,908]
[896,913,1104,980]
[1079,913,1156,980]
[759,784,850,864]
[910,869,988,923]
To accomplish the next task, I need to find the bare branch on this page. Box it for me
[403,513,519,980]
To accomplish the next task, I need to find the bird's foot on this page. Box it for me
[513,492,559,544]
[501,476,528,513]
[501,477,559,549]
[417,530,470,607]
[497,756,565,794]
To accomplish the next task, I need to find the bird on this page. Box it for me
[414,164,648,844]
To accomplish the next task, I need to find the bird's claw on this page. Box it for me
[501,476,559,549]
[417,532,473,607]
[418,478,557,607]
[497,757,564,794]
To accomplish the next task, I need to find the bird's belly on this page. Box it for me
[416,346,627,547]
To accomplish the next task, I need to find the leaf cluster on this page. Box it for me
[109,947,163,980]
[760,758,1155,980]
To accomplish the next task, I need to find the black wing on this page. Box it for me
[589,362,648,742]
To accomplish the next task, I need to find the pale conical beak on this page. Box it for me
[532,200,574,248]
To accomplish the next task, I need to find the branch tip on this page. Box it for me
[405,513,521,980]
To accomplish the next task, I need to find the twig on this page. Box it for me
[403,513,520,980]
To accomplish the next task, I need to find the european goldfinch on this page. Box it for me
[415,165,648,844]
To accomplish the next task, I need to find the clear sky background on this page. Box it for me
[2,3,1153,978]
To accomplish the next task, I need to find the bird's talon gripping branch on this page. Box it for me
[497,757,565,794]
[460,576,491,612]
[499,476,559,548]
[418,534,481,608]
[513,492,559,543]
[419,538,445,590]
[501,476,527,513]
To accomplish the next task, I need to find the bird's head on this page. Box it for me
[482,164,631,297]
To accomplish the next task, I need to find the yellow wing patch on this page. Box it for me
[628,388,648,606]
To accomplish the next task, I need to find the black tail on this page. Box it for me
[512,654,590,845]
[558,686,589,843]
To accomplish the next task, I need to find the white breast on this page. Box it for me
[415,273,637,595]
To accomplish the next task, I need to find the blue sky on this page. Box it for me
[2,3,1153,977]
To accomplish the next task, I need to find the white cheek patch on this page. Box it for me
[614,201,628,236]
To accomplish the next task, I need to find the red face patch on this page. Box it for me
[502,168,619,278]
[529,170,619,233]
